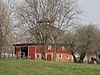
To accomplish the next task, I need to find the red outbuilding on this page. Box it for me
[56,48,73,62]
[14,43,73,62]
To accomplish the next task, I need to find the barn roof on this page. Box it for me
[13,43,42,46]
[56,49,72,54]
[13,43,67,46]
[13,43,72,54]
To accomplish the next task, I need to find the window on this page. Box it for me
[62,46,65,50]
[66,54,69,59]
[36,54,40,58]
[58,54,62,59]
[48,46,52,50]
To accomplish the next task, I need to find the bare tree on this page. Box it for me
[16,0,80,60]
[0,0,17,58]
[75,24,99,63]
[63,24,100,63]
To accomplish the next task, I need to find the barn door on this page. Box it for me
[47,54,52,61]
[16,47,20,59]
[21,47,28,59]
[29,47,35,60]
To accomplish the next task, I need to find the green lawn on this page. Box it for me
[0,59,100,75]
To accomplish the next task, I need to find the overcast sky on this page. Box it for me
[14,0,100,25]
[79,0,100,25]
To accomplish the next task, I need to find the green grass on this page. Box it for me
[0,59,100,75]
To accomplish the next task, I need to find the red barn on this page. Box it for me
[14,43,42,61]
[13,43,73,62]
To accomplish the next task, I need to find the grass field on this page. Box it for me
[0,59,100,75]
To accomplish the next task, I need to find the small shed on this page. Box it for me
[13,43,73,62]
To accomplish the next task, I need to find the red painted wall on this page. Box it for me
[56,53,73,62]
[15,44,73,62]
[28,46,42,60]
[28,46,35,60]
[16,47,20,59]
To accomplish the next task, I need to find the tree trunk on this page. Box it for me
[0,47,2,58]
[53,48,56,61]
[42,52,45,60]
[3,51,5,58]
[72,51,77,63]
[87,57,90,64]
[96,54,100,64]
[12,52,13,58]
[87,55,91,64]
[78,52,86,63]
[42,44,46,60]
[53,43,57,61]
[8,52,9,58]
[0,51,1,58]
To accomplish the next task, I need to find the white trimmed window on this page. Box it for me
[36,54,40,58]
[48,46,52,50]
[58,54,62,59]
[66,54,69,59]
[62,46,65,50]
